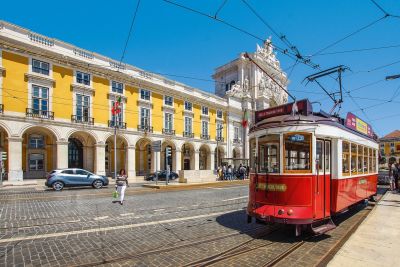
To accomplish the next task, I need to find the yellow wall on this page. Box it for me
[152,92,163,132]
[175,99,184,135]
[210,109,216,140]
[383,141,400,155]
[125,85,138,128]
[53,65,73,119]
[2,51,28,113]
[193,104,201,138]
[92,76,109,125]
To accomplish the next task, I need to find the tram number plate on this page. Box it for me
[256,183,287,192]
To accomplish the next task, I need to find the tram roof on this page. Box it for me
[252,99,378,142]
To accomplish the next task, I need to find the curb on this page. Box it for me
[142,180,249,189]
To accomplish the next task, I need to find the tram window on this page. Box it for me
[369,148,373,173]
[351,143,357,174]
[358,145,363,173]
[342,141,350,176]
[325,142,330,172]
[259,143,279,173]
[363,147,368,173]
[316,140,323,171]
[372,149,377,172]
[284,133,311,172]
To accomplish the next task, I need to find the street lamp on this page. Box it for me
[216,124,224,170]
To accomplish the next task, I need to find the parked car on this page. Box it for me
[45,168,109,191]
[145,171,179,181]
[378,169,390,185]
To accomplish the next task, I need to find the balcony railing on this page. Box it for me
[201,134,210,140]
[183,132,194,138]
[108,120,127,129]
[216,136,224,142]
[162,128,175,135]
[26,108,54,120]
[233,138,242,144]
[0,104,3,114]
[138,125,153,133]
[71,115,94,125]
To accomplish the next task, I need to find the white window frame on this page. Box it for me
[31,58,50,76]
[75,93,91,122]
[164,95,173,106]
[216,122,223,139]
[184,116,192,135]
[234,126,241,141]
[75,71,91,86]
[140,89,151,101]
[140,107,151,128]
[111,81,124,94]
[28,153,45,171]
[29,134,44,149]
[217,109,223,119]
[184,101,192,111]
[31,85,49,112]
[202,120,209,136]
[73,89,93,122]
[202,106,209,115]
[164,112,173,131]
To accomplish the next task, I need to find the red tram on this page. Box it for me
[247,99,378,235]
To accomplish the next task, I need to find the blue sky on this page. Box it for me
[1,0,400,136]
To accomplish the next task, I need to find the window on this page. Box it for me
[342,141,350,175]
[185,101,192,111]
[316,140,324,172]
[390,142,395,147]
[111,81,123,94]
[76,94,90,122]
[29,135,44,149]
[217,110,223,119]
[111,101,123,124]
[216,123,223,139]
[76,71,90,86]
[369,148,373,173]
[202,106,209,115]
[358,145,364,173]
[140,89,150,100]
[32,85,49,112]
[140,107,150,127]
[351,143,357,174]
[372,149,377,172]
[164,113,173,130]
[380,143,384,148]
[284,133,312,172]
[185,117,192,134]
[29,153,44,171]
[61,170,74,174]
[164,96,173,106]
[259,137,280,173]
[363,147,368,173]
[75,169,89,175]
[32,59,49,75]
[325,142,330,172]
[234,126,241,141]
[202,121,208,136]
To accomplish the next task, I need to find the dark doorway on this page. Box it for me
[68,138,83,168]
[184,159,190,170]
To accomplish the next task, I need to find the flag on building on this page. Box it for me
[112,96,122,115]
[242,109,249,128]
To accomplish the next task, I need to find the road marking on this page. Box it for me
[94,216,109,221]
[222,196,248,202]
[153,209,165,212]
[0,209,240,244]
[205,186,245,190]
[177,206,185,209]
[120,213,135,216]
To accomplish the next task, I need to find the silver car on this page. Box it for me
[45,168,109,191]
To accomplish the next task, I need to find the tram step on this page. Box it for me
[310,218,336,235]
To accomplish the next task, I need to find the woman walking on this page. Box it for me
[114,169,128,205]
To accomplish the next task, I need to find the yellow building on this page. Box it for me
[379,130,400,165]
[0,21,288,183]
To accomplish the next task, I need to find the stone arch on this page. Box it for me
[135,138,153,176]
[233,147,241,159]
[214,145,225,169]
[66,129,100,144]
[199,144,211,170]
[19,124,60,141]
[0,121,12,137]
[103,132,131,147]
[67,131,97,172]
[161,139,177,171]
[105,134,128,177]
[181,142,195,170]
[21,126,58,179]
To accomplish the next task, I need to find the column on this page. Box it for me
[175,148,181,172]
[126,146,136,179]
[151,151,161,172]
[95,143,106,176]
[56,141,69,169]
[8,137,23,181]
[209,151,215,170]
[194,149,200,170]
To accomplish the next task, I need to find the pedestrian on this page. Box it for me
[390,164,397,191]
[113,169,128,205]
[394,162,399,192]
[246,165,250,179]
[222,165,227,180]
[227,165,232,180]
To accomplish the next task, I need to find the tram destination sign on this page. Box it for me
[345,113,373,138]
[255,99,313,123]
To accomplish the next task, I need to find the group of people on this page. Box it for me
[390,163,399,192]
[217,164,249,180]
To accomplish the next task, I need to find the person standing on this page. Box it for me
[114,169,128,205]
[222,165,227,180]
[394,163,399,192]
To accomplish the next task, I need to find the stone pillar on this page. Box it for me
[209,151,215,170]
[56,141,69,169]
[175,148,181,172]
[8,137,23,181]
[126,146,136,179]
[152,151,161,172]
[95,143,106,176]
[194,150,200,170]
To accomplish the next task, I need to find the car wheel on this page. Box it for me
[92,180,104,189]
[52,181,64,191]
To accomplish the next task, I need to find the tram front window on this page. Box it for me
[284,133,312,172]
[258,135,280,173]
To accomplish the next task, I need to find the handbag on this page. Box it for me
[112,191,119,199]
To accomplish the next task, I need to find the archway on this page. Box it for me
[181,143,195,170]
[136,138,152,176]
[105,135,128,177]
[161,140,176,171]
[68,131,96,172]
[0,126,9,179]
[233,147,241,159]
[22,126,57,179]
[214,146,225,169]
[199,144,211,170]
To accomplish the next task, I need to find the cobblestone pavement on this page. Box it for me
[0,184,387,267]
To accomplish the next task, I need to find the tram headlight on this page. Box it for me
[287,209,294,216]
[278,209,285,215]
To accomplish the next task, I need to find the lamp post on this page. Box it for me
[216,124,223,170]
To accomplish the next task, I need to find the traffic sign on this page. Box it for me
[166,147,172,158]
[1,152,6,161]
[151,141,161,152]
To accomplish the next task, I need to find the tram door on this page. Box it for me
[316,139,331,219]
